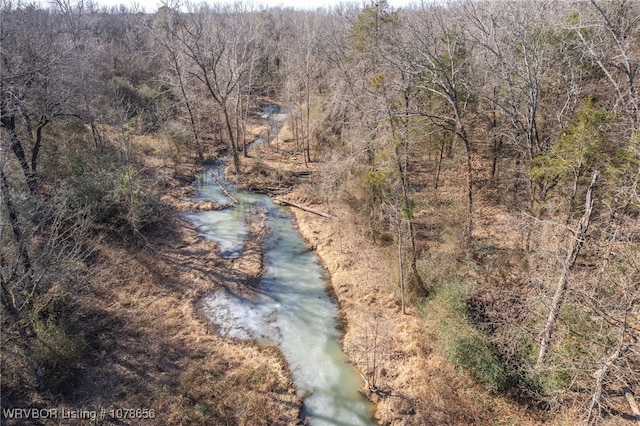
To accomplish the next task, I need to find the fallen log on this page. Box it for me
[208,172,238,204]
[274,198,334,219]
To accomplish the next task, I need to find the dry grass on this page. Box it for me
[290,196,536,425]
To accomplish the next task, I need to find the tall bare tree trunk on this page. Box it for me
[458,125,473,248]
[0,170,32,277]
[165,45,203,160]
[434,138,445,190]
[536,170,600,369]
[396,193,406,315]
[222,102,241,174]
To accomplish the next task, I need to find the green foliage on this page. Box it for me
[108,77,162,132]
[618,130,640,164]
[361,169,391,187]
[34,317,88,392]
[370,71,386,90]
[566,11,580,25]
[532,98,611,182]
[162,120,192,153]
[424,25,475,113]
[64,166,159,233]
[609,130,640,178]
[111,168,160,232]
[151,5,184,39]
[539,18,603,80]
[442,326,508,393]
[108,77,148,116]
[532,98,612,214]
[344,162,395,244]
[401,199,419,220]
[599,130,640,216]
[530,301,618,399]
[423,281,508,393]
[348,0,398,54]
[439,25,469,67]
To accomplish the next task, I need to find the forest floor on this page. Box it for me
[73,205,300,425]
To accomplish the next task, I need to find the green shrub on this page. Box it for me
[531,301,618,399]
[423,281,508,393]
[34,318,88,393]
[162,121,191,153]
[440,320,508,393]
[108,77,160,132]
[63,166,159,233]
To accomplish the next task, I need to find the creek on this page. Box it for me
[183,149,374,425]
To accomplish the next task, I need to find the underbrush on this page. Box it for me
[62,166,160,234]
[417,241,622,418]
[414,231,540,401]
[420,279,509,394]
[1,308,94,402]
[33,315,90,393]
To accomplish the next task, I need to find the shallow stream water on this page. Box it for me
[183,163,374,426]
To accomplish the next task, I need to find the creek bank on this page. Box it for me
[228,128,414,423]
[45,151,303,426]
[237,112,560,425]
[230,120,487,425]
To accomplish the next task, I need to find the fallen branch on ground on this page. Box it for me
[274,198,334,219]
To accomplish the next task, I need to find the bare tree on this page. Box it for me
[573,0,640,132]
[403,4,477,246]
[153,3,205,160]
[536,170,599,368]
[0,5,64,195]
[177,4,260,173]
[352,310,393,393]
[1,159,95,391]
[462,1,570,209]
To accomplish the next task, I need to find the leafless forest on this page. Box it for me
[1,0,639,424]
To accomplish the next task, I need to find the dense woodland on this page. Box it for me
[1,0,639,424]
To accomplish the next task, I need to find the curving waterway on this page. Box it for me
[183,162,374,425]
